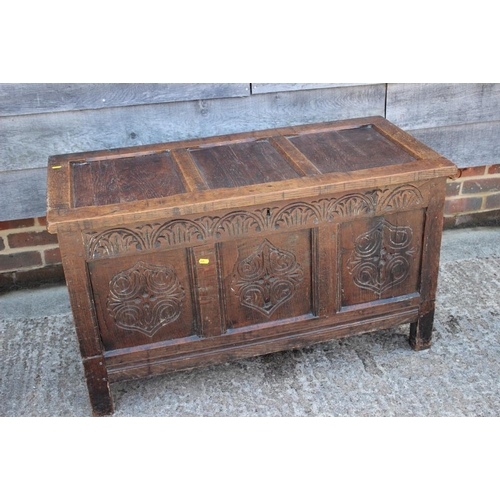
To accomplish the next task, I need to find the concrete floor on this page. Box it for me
[1,227,499,417]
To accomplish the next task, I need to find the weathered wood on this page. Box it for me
[0,83,250,117]
[386,83,500,129]
[1,85,386,173]
[0,168,47,220]
[47,117,454,415]
[409,121,500,168]
[251,83,377,94]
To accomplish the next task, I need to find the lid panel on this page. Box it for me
[71,152,186,208]
[289,126,416,174]
[189,139,300,189]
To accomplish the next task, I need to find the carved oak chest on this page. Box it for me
[46,116,457,415]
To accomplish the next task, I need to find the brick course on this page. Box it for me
[0,216,63,292]
[462,177,500,194]
[8,231,58,248]
[0,251,43,272]
[444,163,500,229]
[0,218,35,231]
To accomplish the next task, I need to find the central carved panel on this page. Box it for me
[231,239,304,317]
[107,261,185,337]
[347,220,415,297]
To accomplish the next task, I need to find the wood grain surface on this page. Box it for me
[409,120,500,167]
[0,83,250,117]
[386,83,500,129]
[251,83,376,94]
[1,85,386,173]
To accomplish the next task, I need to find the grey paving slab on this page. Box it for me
[0,227,499,417]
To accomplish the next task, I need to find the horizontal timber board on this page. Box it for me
[251,83,378,94]
[386,83,500,129]
[409,120,500,167]
[0,168,47,220]
[0,85,386,174]
[0,83,250,117]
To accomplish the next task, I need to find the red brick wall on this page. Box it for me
[0,165,499,292]
[444,164,500,228]
[0,217,64,292]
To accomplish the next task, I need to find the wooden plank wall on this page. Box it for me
[386,83,500,167]
[1,83,499,221]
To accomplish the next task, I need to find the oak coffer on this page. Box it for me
[46,116,458,416]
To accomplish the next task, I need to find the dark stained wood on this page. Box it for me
[82,356,114,416]
[190,140,300,189]
[289,126,416,174]
[314,226,339,317]
[219,231,312,330]
[191,244,223,337]
[57,230,104,358]
[106,308,419,383]
[409,302,435,351]
[268,136,322,176]
[88,248,196,350]
[419,179,447,303]
[47,117,456,415]
[104,292,422,371]
[46,117,455,234]
[71,153,186,208]
[170,149,209,192]
[340,210,424,307]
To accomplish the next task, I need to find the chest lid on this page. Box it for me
[47,116,457,233]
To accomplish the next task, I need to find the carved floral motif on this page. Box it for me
[347,220,416,296]
[85,184,424,259]
[107,261,185,337]
[230,239,304,317]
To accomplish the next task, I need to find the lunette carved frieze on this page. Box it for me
[85,184,424,260]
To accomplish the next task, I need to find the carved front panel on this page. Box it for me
[220,231,312,331]
[231,239,304,317]
[340,210,424,307]
[88,248,195,350]
[107,261,185,337]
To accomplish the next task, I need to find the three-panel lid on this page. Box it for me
[47,116,457,233]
